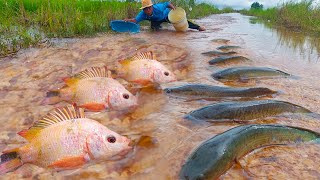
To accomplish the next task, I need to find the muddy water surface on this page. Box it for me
[1,13,320,179]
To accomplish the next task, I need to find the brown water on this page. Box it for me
[1,13,320,179]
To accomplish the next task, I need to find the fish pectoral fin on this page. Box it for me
[79,103,105,111]
[48,156,87,169]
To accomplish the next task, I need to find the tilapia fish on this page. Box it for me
[118,51,176,86]
[45,66,137,111]
[185,100,312,121]
[180,124,320,180]
[212,66,291,82]
[208,56,249,65]
[164,84,277,99]
[0,105,132,174]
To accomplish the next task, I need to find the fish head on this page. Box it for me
[87,128,132,161]
[107,89,138,111]
[153,68,176,84]
[212,72,228,82]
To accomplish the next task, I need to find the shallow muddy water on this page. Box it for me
[1,13,320,179]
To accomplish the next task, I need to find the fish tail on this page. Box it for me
[0,151,23,175]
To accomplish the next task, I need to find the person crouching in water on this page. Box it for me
[124,0,206,31]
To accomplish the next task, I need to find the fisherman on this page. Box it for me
[124,0,206,31]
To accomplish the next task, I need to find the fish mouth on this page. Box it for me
[164,88,172,93]
[119,146,133,156]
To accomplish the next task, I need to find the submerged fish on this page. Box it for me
[212,66,291,82]
[180,124,320,180]
[216,45,241,51]
[185,100,312,121]
[201,50,236,56]
[208,56,249,65]
[164,84,277,99]
[118,51,176,86]
[44,66,137,111]
[0,105,132,174]
[211,39,230,43]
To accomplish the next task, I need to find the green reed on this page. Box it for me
[0,0,219,57]
[241,0,320,34]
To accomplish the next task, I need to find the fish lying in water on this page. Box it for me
[0,105,132,174]
[180,124,320,180]
[211,39,230,43]
[164,84,277,100]
[185,100,312,121]
[208,56,249,65]
[118,51,176,86]
[216,45,241,51]
[212,66,291,82]
[201,50,236,56]
[44,66,137,111]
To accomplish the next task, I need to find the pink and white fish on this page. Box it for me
[44,66,137,111]
[118,51,176,86]
[0,105,132,174]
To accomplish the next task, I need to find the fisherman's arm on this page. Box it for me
[167,2,176,10]
[124,18,137,23]
[124,11,145,24]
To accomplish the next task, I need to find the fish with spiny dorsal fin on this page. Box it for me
[0,105,132,174]
[43,66,137,112]
[118,51,176,86]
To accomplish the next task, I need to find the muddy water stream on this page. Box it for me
[1,13,320,179]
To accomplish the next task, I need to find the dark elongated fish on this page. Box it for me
[208,56,249,65]
[164,84,276,99]
[180,124,320,180]
[185,100,312,121]
[216,45,241,51]
[211,39,230,43]
[212,66,291,82]
[201,50,236,56]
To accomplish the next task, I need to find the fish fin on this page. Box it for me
[74,66,111,79]
[78,103,105,112]
[17,129,41,141]
[132,51,155,61]
[63,77,80,87]
[18,105,85,141]
[47,156,86,169]
[0,150,23,175]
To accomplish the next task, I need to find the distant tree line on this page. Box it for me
[251,2,263,9]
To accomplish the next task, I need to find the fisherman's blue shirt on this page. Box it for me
[135,2,170,23]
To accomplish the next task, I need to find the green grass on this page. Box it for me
[0,0,219,57]
[240,0,320,34]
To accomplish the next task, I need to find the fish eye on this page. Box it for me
[164,72,169,76]
[123,93,129,99]
[107,136,116,143]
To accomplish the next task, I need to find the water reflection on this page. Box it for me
[249,16,320,62]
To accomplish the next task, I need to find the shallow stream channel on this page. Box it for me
[1,13,320,179]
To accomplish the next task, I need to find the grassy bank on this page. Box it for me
[0,0,219,58]
[240,0,320,34]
